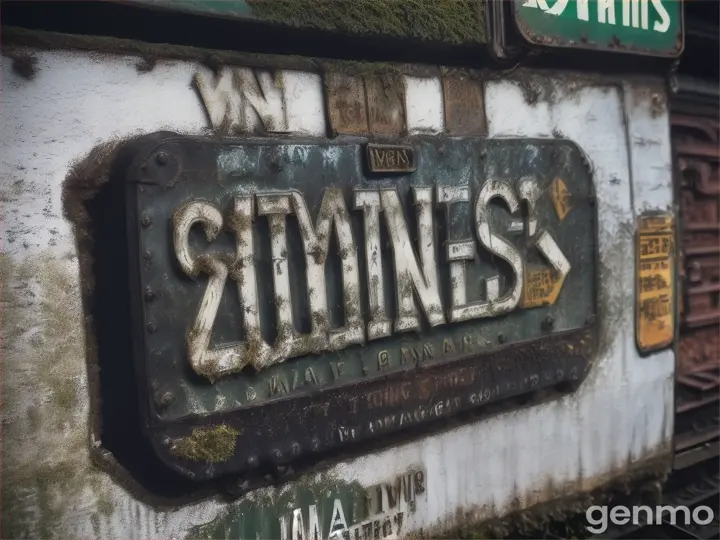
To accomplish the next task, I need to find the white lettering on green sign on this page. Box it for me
[522,0,671,33]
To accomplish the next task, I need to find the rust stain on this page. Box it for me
[672,111,720,408]
[550,177,572,221]
[521,266,566,309]
[364,73,405,136]
[442,71,487,136]
[325,72,368,135]
[636,213,675,353]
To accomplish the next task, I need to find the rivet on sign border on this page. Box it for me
[144,250,152,261]
[145,286,155,302]
[157,391,175,408]
[161,436,171,446]
[141,215,152,227]
[147,321,157,333]
[543,314,555,331]
[234,478,249,491]
[156,152,168,165]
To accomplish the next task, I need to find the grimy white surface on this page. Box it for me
[1,50,674,539]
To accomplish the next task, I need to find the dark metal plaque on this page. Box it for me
[116,134,597,481]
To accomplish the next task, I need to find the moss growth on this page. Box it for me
[248,0,487,44]
[2,252,113,539]
[171,425,240,463]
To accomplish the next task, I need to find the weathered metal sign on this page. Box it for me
[116,133,597,481]
[636,213,675,352]
[513,0,684,57]
[191,468,427,539]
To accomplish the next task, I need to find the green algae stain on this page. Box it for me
[187,475,367,540]
[248,0,487,44]
[1,252,112,539]
[171,425,240,463]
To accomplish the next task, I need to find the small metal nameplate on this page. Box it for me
[366,143,416,173]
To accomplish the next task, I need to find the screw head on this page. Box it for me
[543,314,555,331]
[144,286,155,301]
[235,478,249,491]
[147,321,157,333]
[158,391,175,407]
[144,250,152,261]
[141,215,152,227]
[156,152,168,165]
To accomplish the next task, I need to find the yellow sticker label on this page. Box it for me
[551,177,573,221]
[636,214,675,353]
[522,266,566,309]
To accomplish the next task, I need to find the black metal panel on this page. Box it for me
[113,133,598,482]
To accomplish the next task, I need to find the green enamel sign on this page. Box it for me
[513,0,683,57]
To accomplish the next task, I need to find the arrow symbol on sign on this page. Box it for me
[521,230,571,308]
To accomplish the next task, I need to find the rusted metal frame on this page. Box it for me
[675,429,720,452]
[671,115,719,142]
[677,394,719,414]
[672,108,719,335]
[673,440,720,471]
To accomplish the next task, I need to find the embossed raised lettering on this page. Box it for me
[381,187,445,332]
[475,180,524,315]
[174,201,242,380]
[355,190,391,341]
[175,176,572,381]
